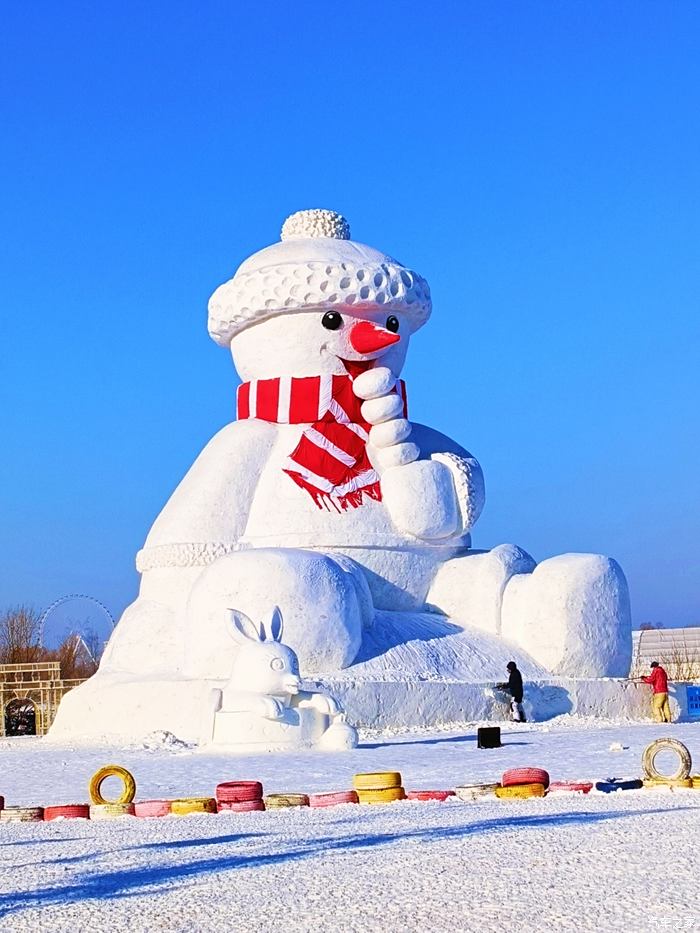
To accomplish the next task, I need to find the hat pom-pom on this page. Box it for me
[281,209,350,241]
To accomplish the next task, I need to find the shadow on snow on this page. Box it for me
[1,807,694,916]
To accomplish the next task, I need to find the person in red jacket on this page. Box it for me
[641,661,672,722]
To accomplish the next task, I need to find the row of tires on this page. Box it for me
[1,739,696,822]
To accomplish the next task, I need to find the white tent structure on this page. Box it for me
[631,626,700,680]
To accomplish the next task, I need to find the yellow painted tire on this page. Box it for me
[353,771,402,791]
[642,738,692,782]
[692,775,700,789]
[263,793,309,809]
[495,782,546,799]
[356,786,406,804]
[643,777,693,789]
[170,797,217,815]
[454,783,500,801]
[90,803,135,819]
[89,765,137,805]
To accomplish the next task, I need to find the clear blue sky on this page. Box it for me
[2,1,699,635]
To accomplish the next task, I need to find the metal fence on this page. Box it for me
[0,663,86,736]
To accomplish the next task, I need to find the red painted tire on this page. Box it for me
[44,804,90,820]
[548,781,593,795]
[502,768,550,789]
[0,796,4,810]
[217,799,266,813]
[216,781,263,803]
[406,790,456,802]
[134,800,172,818]
[308,791,359,808]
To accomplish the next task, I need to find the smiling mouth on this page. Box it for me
[340,358,376,378]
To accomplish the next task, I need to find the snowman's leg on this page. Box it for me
[184,548,373,677]
[426,544,536,635]
[324,551,376,631]
[500,553,632,677]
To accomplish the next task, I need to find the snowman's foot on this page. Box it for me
[184,548,373,677]
[426,543,536,634]
[500,553,632,677]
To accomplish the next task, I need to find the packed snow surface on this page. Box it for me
[1,719,699,931]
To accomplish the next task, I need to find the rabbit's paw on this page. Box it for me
[263,696,285,720]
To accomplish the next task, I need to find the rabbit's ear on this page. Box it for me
[226,609,262,643]
[261,606,284,643]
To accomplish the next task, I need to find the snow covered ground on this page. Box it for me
[1,719,699,932]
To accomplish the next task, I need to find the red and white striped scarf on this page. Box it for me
[237,374,408,511]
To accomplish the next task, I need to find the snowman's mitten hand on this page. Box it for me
[430,451,485,533]
[355,369,420,467]
[369,418,420,469]
[361,393,405,424]
[369,418,412,448]
[376,442,420,469]
[353,367,397,400]
[381,459,461,540]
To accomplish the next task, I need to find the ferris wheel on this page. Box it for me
[38,594,115,658]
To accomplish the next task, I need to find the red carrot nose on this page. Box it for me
[349,320,401,354]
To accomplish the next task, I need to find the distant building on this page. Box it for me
[631,627,700,681]
[0,662,86,737]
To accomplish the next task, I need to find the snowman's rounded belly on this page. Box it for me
[240,425,466,608]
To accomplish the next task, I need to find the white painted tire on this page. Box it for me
[642,738,692,782]
[454,783,499,801]
[0,806,44,822]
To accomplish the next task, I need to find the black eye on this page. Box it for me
[322,311,343,330]
[386,315,400,333]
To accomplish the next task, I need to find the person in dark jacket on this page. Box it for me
[496,661,527,723]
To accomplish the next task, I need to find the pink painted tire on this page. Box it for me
[406,790,456,802]
[502,768,550,790]
[134,800,172,818]
[217,799,266,813]
[216,781,263,803]
[548,781,593,795]
[44,804,90,820]
[308,791,359,808]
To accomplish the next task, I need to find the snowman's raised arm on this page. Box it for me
[135,418,275,572]
[412,423,485,532]
[353,368,484,541]
[377,420,485,542]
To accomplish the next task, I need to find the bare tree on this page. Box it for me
[81,627,104,667]
[0,606,102,679]
[0,606,42,664]
[52,632,99,679]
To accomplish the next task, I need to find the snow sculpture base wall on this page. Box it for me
[48,671,672,745]
[50,609,650,745]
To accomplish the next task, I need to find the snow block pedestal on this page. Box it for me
[50,614,654,744]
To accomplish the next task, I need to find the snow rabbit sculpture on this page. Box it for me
[201,606,358,752]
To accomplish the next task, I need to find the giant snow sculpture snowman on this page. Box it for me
[51,209,631,741]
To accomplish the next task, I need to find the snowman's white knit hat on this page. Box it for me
[208,209,432,346]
